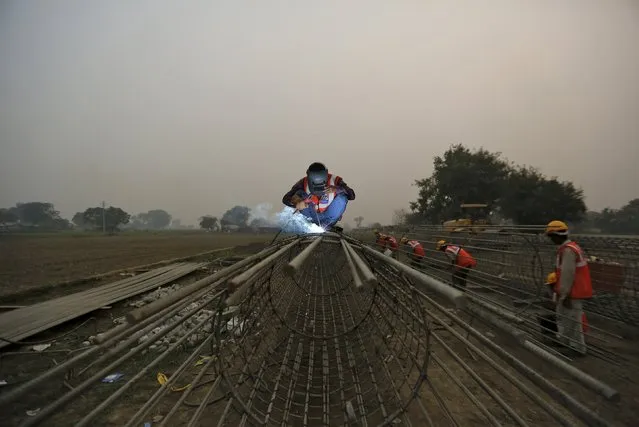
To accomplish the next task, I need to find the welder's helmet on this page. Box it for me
[436,240,447,251]
[545,272,557,285]
[400,237,409,244]
[306,162,329,195]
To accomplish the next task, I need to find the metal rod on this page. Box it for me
[351,238,467,308]
[283,236,324,277]
[343,240,377,286]
[522,340,620,401]
[227,239,301,291]
[125,243,281,323]
[341,239,363,288]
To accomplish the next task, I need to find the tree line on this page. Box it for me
[0,202,275,233]
[1,147,636,235]
[406,144,638,234]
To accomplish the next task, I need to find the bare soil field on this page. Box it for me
[0,232,275,298]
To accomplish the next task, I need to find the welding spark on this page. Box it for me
[276,207,325,234]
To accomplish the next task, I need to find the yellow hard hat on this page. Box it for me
[373,229,380,235]
[545,272,557,285]
[436,240,447,250]
[400,236,409,244]
[545,220,569,236]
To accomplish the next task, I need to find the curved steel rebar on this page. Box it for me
[0,232,633,427]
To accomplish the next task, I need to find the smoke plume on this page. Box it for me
[249,203,325,234]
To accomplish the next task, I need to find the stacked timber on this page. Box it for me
[0,262,207,349]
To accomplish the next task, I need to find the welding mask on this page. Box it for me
[306,165,328,195]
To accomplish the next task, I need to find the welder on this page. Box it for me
[282,162,355,231]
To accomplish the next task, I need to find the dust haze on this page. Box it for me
[1,0,637,225]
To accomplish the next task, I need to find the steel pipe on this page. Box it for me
[341,238,364,288]
[227,239,300,291]
[283,236,324,277]
[343,239,377,286]
[352,239,467,308]
[125,243,282,324]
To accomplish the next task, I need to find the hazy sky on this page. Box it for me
[1,1,638,225]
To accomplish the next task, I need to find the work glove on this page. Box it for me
[290,194,308,211]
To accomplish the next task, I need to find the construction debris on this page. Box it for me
[0,262,207,350]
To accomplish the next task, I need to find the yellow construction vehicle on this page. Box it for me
[443,203,490,233]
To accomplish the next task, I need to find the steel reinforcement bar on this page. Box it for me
[362,225,639,326]
[0,233,629,427]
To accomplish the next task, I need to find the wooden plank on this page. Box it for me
[0,262,206,349]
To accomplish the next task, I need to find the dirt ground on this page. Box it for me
[0,232,275,298]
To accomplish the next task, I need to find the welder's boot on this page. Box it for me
[327,225,344,233]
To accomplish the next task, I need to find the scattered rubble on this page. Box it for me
[31,343,52,352]
[128,283,182,308]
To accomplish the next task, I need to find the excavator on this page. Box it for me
[443,203,491,233]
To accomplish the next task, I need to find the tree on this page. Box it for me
[199,215,219,231]
[392,209,408,226]
[404,211,424,225]
[370,222,383,229]
[0,208,19,223]
[2,202,70,230]
[137,209,172,229]
[499,166,586,225]
[72,212,85,228]
[410,145,511,224]
[595,199,639,235]
[354,216,364,228]
[250,218,268,228]
[11,202,67,228]
[411,144,587,225]
[82,206,130,232]
[221,206,251,228]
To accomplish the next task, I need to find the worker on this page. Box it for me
[545,220,593,356]
[373,230,399,258]
[400,236,425,268]
[386,234,399,258]
[282,162,355,231]
[374,230,387,252]
[436,240,477,290]
[545,271,589,334]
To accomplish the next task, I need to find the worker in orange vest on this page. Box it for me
[545,220,593,356]
[374,230,399,258]
[545,272,589,333]
[436,240,477,290]
[400,236,425,268]
[373,230,387,252]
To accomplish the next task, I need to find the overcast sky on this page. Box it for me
[1,1,637,226]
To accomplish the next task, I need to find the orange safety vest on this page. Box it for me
[445,245,477,268]
[406,240,425,257]
[386,236,399,251]
[554,241,593,299]
[303,173,341,213]
[375,235,387,250]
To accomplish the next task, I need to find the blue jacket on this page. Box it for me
[282,175,355,208]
